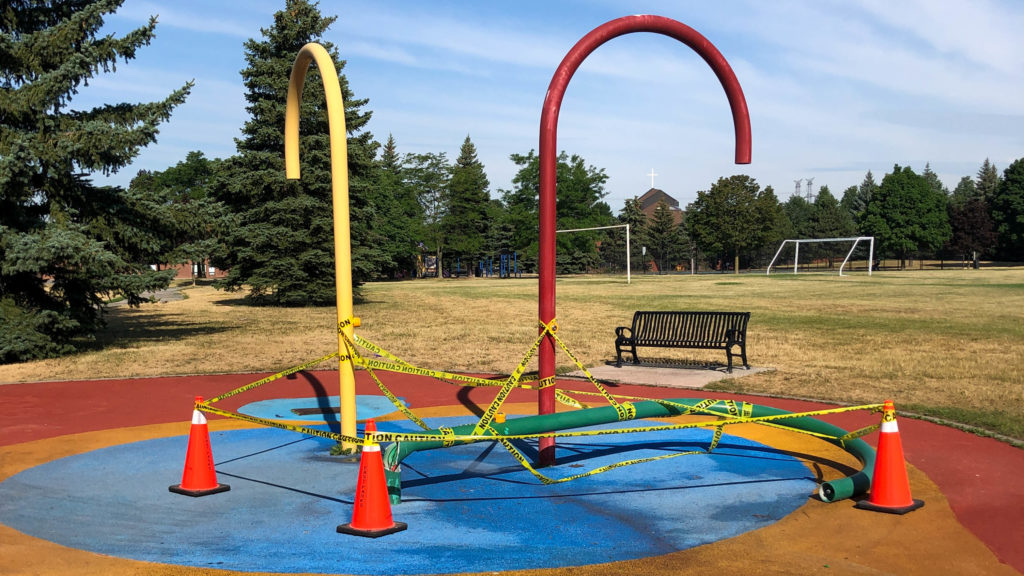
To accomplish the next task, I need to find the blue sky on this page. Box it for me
[81,0,1024,212]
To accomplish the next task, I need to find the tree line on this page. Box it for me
[2,0,1022,363]
[671,158,1021,274]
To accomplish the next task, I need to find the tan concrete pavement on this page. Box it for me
[569,362,773,389]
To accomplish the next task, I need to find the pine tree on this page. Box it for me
[990,158,1024,261]
[812,186,857,267]
[443,135,490,267]
[782,195,815,239]
[371,134,422,278]
[752,185,788,268]
[212,0,377,304]
[839,185,860,227]
[976,158,1001,204]
[618,197,648,274]
[646,200,683,273]
[0,0,190,362]
[855,170,878,225]
[949,176,978,208]
[922,163,949,197]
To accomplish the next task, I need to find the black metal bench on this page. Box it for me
[614,311,750,372]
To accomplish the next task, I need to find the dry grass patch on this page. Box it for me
[1,270,1021,443]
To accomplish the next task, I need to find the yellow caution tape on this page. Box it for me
[199,401,360,445]
[192,316,887,488]
[206,351,339,404]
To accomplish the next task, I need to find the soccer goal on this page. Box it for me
[766,236,874,276]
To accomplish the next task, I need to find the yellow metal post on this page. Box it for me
[285,43,357,454]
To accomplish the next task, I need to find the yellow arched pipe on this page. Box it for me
[285,42,357,453]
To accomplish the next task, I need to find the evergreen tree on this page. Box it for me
[0,0,190,362]
[212,0,378,304]
[782,195,815,239]
[922,163,949,197]
[855,170,878,226]
[861,165,951,268]
[812,186,857,267]
[646,200,683,273]
[990,158,1024,261]
[839,185,860,228]
[976,158,1001,204]
[752,185,788,268]
[483,198,518,273]
[618,197,648,273]
[372,134,422,278]
[443,136,490,267]
[949,176,978,207]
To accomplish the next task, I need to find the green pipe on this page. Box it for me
[382,398,874,504]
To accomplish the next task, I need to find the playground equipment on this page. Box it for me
[536,14,751,464]
[381,397,877,505]
[474,251,521,278]
[178,17,923,533]
[285,43,359,453]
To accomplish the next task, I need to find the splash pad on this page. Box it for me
[188,13,890,516]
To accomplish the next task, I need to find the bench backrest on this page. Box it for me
[631,311,749,346]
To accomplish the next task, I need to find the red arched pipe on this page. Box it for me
[537,15,752,465]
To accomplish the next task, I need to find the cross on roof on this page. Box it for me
[647,169,658,188]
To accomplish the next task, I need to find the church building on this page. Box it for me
[637,187,684,226]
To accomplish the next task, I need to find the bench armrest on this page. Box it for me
[615,326,632,339]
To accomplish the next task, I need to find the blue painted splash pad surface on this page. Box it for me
[0,416,816,575]
[237,394,406,422]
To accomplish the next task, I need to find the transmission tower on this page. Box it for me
[793,178,802,197]
[805,177,815,202]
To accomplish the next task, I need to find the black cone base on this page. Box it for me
[169,483,231,497]
[337,521,408,538]
[854,498,924,515]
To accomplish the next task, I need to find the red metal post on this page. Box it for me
[537,15,752,466]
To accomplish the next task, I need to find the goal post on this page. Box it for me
[767,236,874,276]
[556,223,630,283]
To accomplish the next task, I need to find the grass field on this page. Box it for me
[2,269,1021,444]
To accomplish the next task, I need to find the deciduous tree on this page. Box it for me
[503,150,613,273]
[861,165,950,268]
[687,175,764,273]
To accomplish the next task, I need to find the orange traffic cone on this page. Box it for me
[337,419,407,537]
[169,396,231,497]
[856,400,924,514]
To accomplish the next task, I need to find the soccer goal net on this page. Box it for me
[766,237,875,276]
